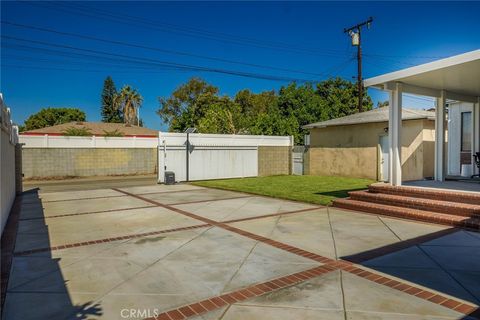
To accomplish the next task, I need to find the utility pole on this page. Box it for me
[344,17,373,113]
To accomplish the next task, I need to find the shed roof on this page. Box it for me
[303,106,435,129]
[21,122,158,137]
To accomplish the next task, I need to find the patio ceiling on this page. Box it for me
[364,49,480,100]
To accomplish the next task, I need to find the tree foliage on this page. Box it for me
[101,76,122,123]
[115,85,143,125]
[23,108,86,131]
[103,129,124,137]
[157,77,373,144]
[61,127,92,136]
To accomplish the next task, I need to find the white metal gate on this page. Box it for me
[157,132,291,183]
[292,146,306,175]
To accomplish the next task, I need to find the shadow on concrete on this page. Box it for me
[1,189,102,319]
[315,187,367,199]
[342,226,480,316]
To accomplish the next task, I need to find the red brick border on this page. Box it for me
[145,264,339,320]
[113,188,334,264]
[20,205,155,220]
[167,195,254,206]
[14,206,323,256]
[41,194,127,203]
[338,264,479,318]
[14,224,209,256]
[7,187,479,319]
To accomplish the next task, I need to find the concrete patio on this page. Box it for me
[2,180,479,320]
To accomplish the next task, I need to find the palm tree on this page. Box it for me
[114,85,143,125]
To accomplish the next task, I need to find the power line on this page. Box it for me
[2,35,322,82]
[2,21,333,77]
[20,1,350,58]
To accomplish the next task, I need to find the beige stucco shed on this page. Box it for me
[303,107,436,181]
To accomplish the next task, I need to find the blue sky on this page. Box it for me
[1,1,479,131]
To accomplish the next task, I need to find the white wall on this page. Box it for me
[158,132,292,182]
[1,95,19,234]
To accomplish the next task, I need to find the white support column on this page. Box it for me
[388,82,402,186]
[434,90,446,181]
[474,97,480,175]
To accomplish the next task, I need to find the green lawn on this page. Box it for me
[191,175,374,206]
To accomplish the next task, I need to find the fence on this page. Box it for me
[158,132,293,182]
[1,95,19,234]
[20,135,158,178]
[19,133,293,180]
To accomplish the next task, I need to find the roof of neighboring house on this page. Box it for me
[21,122,158,137]
[303,106,435,129]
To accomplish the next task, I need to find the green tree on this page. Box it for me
[23,108,86,131]
[377,100,389,108]
[234,89,277,133]
[156,77,373,144]
[101,76,122,123]
[157,77,219,131]
[197,97,241,134]
[115,85,143,125]
[316,77,373,119]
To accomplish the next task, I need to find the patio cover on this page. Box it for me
[363,49,480,186]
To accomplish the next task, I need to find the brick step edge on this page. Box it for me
[349,191,480,218]
[368,184,480,205]
[333,198,480,230]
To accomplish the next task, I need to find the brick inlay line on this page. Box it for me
[112,188,479,320]
[39,187,208,203]
[19,205,155,221]
[41,194,127,203]
[145,264,339,320]
[112,188,335,265]
[13,224,209,256]
[337,264,479,318]
[14,205,323,255]
[168,195,254,206]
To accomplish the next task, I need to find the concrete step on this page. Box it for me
[368,184,480,205]
[333,198,480,230]
[349,190,480,218]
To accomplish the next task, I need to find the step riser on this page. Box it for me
[349,194,480,218]
[334,200,479,230]
[368,185,480,206]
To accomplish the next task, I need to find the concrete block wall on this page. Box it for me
[258,146,292,176]
[22,148,157,179]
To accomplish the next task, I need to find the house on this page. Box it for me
[363,49,480,185]
[20,121,157,137]
[331,50,480,230]
[303,106,436,181]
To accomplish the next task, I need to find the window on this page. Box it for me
[461,111,472,152]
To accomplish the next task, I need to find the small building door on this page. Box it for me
[379,135,389,182]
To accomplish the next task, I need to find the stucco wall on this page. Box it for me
[22,148,157,179]
[1,126,16,233]
[258,146,291,176]
[307,119,435,181]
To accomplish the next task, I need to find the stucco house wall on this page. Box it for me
[306,119,435,181]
